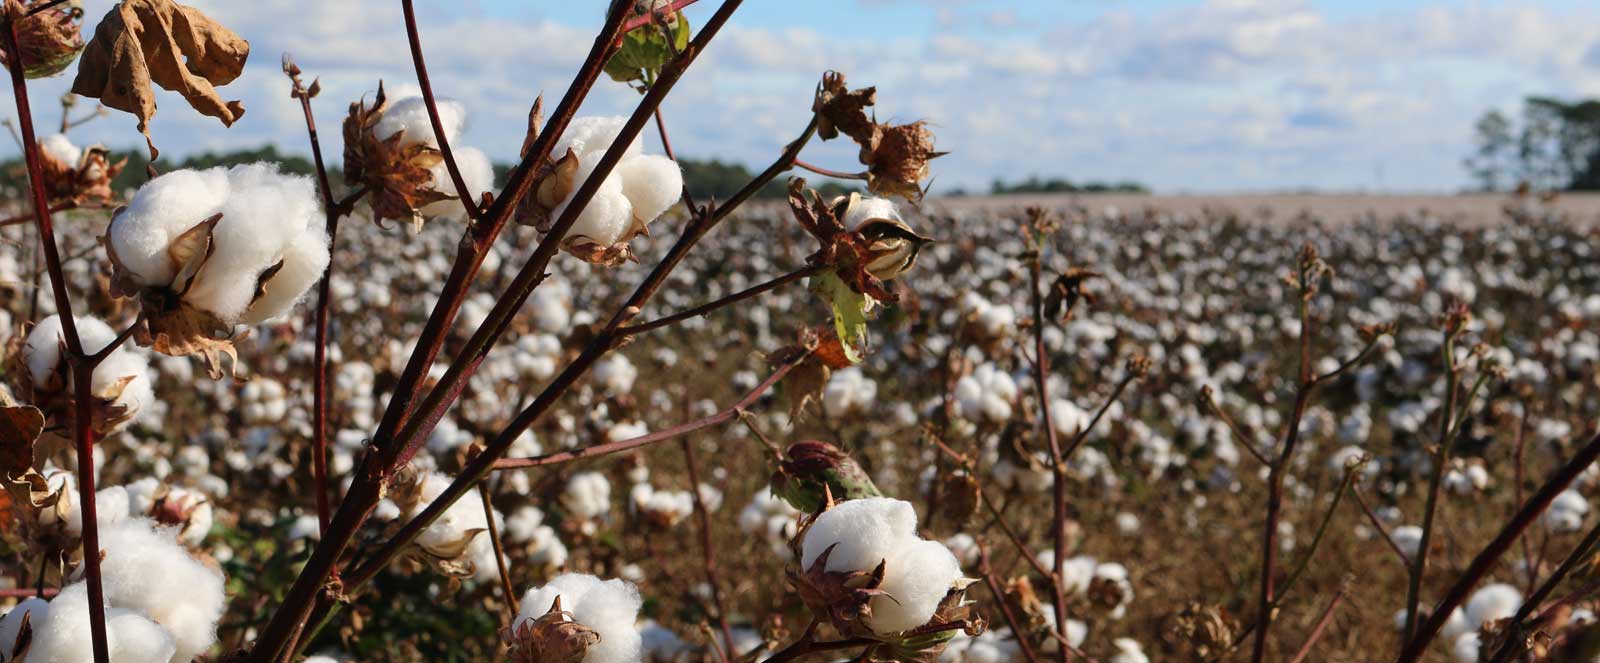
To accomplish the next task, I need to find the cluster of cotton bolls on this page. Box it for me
[0,518,224,663]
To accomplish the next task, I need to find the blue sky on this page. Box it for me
[9,0,1600,192]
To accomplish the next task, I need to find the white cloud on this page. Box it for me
[6,0,1600,192]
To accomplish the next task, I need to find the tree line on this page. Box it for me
[1466,96,1600,192]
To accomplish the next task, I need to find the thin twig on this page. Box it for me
[617,264,828,336]
[1287,591,1345,663]
[478,479,519,622]
[681,436,735,662]
[794,158,867,181]
[400,0,481,220]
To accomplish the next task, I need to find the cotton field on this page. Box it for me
[3,1,1600,663]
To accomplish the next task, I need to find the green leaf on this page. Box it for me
[809,272,869,364]
[603,12,691,84]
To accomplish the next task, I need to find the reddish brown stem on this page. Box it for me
[478,480,518,622]
[4,14,109,663]
[617,264,827,337]
[401,0,480,220]
[1027,248,1070,663]
[980,545,1041,663]
[794,158,867,181]
[1395,429,1600,663]
[680,436,735,662]
[1287,591,1344,663]
[618,0,701,35]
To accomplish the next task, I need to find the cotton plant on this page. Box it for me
[103,163,330,376]
[9,314,155,437]
[507,574,642,663]
[792,497,975,650]
[519,115,684,266]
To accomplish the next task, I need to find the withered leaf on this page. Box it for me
[71,0,250,155]
[0,399,45,480]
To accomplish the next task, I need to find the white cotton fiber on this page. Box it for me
[90,518,225,663]
[843,195,899,228]
[1465,583,1521,629]
[373,95,466,149]
[23,315,116,387]
[0,597,48,662]
[39,134,81,166]
[557,152,633,246]
[869,538,962,633]
[1452,632,1480,663]
[555,116,642,160]
[801,497,919,573]
[110,168,232,287]
[237,231,330,325]
[184,163,320,321]
[420,146,496,220]
[64,485,131,537]
[26,583,178,663]
[564,471,613,521]
[615,155,682,223]
[93,349,155,417]
[410,472,489,558]
[516,573,643,663]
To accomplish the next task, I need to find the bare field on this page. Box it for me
[932,192,1600,226]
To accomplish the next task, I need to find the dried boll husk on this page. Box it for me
[0,0,85,79]
[35,134,127,205]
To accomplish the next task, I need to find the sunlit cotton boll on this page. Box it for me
[564,471,613,522]
[550,116,683,252]
[39,133,82,166]
[371,94,493,221]
[800,497,965,634]
[516,574,643,663]
[87,518,226,663]
[107,164,329,325]
[408,472,489,559]
[1465,583,1522,629]
[22,315,156,429]
[25,583,177,663]
[1392,525,1423,561]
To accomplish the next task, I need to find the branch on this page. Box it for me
[617,264,827,337]
[1395,429,1600,663]
[681,436,735,662]
[401,0,481,220]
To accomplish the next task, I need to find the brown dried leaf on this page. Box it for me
[134,302,241,380]
[71,0,249,152]
[864,121,944,201]
[0,394,45,480]
[814,71,877,143]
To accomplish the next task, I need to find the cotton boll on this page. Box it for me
[39,133,81,166]
[420,146,496,219]
[1543,490,1589,533]
[23,314,117,387]
[1465,583,1521,628]
[800,497,919,572]
[65,485,130,536]
[0,597,48,662]
[411,472,489,558]
[372,95,466,149]
[564,471,613,521]
[105,609,178,663]
[516,574,643,663]
[91,518,226,663]
[555,116,643,160]
[109,168,232,286]
[869,538,963,633]
[1108,638,1150,663]
[615,155,682,224]
[843,196,899,228]
[185,164,321,322]
[237,231,330,324]
[1392,525,1423,560]
[1452,632,1480,663]
[557,153,634,246]
[27,583,178,663]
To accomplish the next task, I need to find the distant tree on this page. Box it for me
[989,175,1146,195]
[1464,109,1513,191]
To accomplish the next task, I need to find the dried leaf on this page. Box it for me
[0,397,45,480]
[71,0,250,153]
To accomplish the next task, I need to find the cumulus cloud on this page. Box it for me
[7,0,1600,192]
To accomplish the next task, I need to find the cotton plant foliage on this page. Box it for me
[521,115,684,266]
[105,163,330,377]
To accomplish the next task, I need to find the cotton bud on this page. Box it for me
[771,440,882,513]
[794,497,973,643]
[10,315,155,437]
[838,193,930,281]
[522,116,683,266]
[514,574,643,663]
[34,133,126,204]
[105,164,331,377]
[343,84,495,231]
[0,0,85,78]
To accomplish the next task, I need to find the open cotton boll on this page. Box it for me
[109,168,232,287]
[26,583,178,663]
[1465,583,1521,628]
[64,485,130,537]
[869,538,963,633]
[1452,632,1480,663]
[372,95,466,149]
[555,116,643,160]
[91,518,226,663]
[1543,489,1589,533]
[0,597,48,662]
[517,573,643,663]
[1392,525,1423,560]
[801,497,919,572]
[843,195,899,228]
[564,471,613,521]
[23,315,117,386]
[420,146,496,220]
[184,164,321,322]
[555,152,634,246]
[237,231,330,325]
[411,472,489,558]
[39,133,81,166]
[615,155,682,223]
